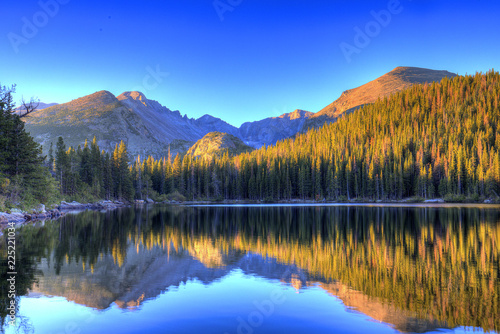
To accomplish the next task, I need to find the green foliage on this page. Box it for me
[406,196,425,203]
[54,137,134,202]
[0,84,59,208]
[0,195,6,212]
[443,194,467,203]
[165,190,186,202]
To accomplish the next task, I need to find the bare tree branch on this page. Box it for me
[18,96,40,118]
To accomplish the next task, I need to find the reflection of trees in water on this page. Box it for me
[2,205,500,332]
[0,231,41,333]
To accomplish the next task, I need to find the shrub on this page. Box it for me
[406,196,424,203]
[443,194,466,203]
[0,195,7,212]
[165,191,186,202]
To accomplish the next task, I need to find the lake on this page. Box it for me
[1,204,499,334]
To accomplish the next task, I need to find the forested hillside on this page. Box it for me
[51,70,500,202]
[307,67,456,127]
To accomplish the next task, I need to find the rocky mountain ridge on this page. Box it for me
[23,90,239,157]
[23,66,457,157]
[186,132,254,159]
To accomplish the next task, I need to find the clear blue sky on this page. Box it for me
[2,0,499,127]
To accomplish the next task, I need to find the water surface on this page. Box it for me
[1,205,499,333]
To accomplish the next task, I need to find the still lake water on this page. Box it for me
[1,204,499,334]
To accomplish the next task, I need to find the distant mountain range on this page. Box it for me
[23,66,456,157]
[23,90,236,157]
[239,109,313,147]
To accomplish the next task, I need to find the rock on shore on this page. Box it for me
[58,200,126,211]
[0,208,63,225]
[0,200,128,226]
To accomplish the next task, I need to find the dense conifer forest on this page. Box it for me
[0,85,58,210]
[2,71,500,207]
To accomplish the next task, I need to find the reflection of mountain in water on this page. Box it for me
[32,245,447,333]
[31,245,310,311]
[31,243,241,310]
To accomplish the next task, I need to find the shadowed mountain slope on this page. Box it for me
[239,109,313,148]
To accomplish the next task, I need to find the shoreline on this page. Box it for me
[183,202,500,208]
[178,197,500,206]
[0,200,130,228]
[2,198,500,228]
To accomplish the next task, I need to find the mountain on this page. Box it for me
[116,91,239,141]
[23,67,458,156]
[23,90,169,157]
[239,109,313,148]
[304,66,457,129]
[187,131,253,159]
[22,88,312,152]
[232,67,457,146]
[23,90,239,157]
[196,114,241,137]
[15,102,58,112]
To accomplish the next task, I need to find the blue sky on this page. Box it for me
[2,0,499,127]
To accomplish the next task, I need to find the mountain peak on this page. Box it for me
[390,66,417,72]
[281,109,313,120]
[384,66,457,83]
[89,90,116,100]
[310,66,457,124]
[197,114,216,121]
[117,91,147,102]
[53,90,119,109]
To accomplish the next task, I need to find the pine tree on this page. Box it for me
[55,137,69,195]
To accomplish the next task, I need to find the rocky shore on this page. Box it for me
[0,200,129,226]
